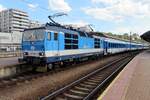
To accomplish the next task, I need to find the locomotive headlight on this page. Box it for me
[23,52,28,55]
[39,52,44,56]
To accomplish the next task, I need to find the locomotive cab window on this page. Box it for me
[47,32,51,40]
[54,32,58,40]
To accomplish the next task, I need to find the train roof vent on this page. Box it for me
[89,32,105,37]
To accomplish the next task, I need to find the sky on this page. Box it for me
[0,0,150,35]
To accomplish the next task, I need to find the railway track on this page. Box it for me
[0,52,129,89]
[41,54,135,100]
[0,51,139,98]
[0,60,98,88]
[0,71,46,88]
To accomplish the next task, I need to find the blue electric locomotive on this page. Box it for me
[21,23,146,69]
[22,24,104,67]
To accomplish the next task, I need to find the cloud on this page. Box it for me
[111,22,150,35]
[48,0,71,13]
[111,27,132,34]
[83,0,150,21]
[91,0,119,5]
[27,3,39,9]
[84,0,150,34]
[0,4,6,11]
[70,20,89,27]
[82,7,123,22]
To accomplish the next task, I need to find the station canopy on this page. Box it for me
[141,31,150,42]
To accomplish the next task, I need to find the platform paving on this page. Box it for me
[98,50,150,100]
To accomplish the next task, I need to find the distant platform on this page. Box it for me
[98,50,150,100]
[0,57,22,78]
[0,57,19,68]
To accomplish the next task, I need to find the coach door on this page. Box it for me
[104,41,108,55]
[53,32,59,56]
[46,32,59,56]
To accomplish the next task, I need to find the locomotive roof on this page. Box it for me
[88,32,106,37]
[24,25,89,37]
[23,25,144,45]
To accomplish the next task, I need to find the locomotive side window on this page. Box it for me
[94,38,100,48]
[47,32,51,40]
[54,32,58,40]
[64,33,78,49]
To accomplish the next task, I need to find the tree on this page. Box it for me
[123,33,129,40]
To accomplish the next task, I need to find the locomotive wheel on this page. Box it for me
[47,63,53,71]
[32,66,37,72]
[60,62,65,67]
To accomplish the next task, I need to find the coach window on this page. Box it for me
[109,43,111,48]
[47,32,51,40]
[54,32,58,40]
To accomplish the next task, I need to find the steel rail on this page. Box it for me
[41,54,134,100]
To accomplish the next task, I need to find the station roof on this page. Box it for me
[141,31,150,42]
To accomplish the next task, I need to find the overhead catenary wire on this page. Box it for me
[17,0,93,29]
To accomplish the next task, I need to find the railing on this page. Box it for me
[0,51,22,58]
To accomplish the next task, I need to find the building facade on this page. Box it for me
[29,20,41,28]
[0,32,22,51]
[0,8,43,52]
[0,9,29,33]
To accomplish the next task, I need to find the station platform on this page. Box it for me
[98,50,150,100]
[0,57,19,68]
[0,57,26,78]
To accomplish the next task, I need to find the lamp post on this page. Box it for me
[11,32,14,55]
[130,31,131,50]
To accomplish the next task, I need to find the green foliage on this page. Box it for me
[103,32,146,43]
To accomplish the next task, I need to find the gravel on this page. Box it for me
[0,55,120,100]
